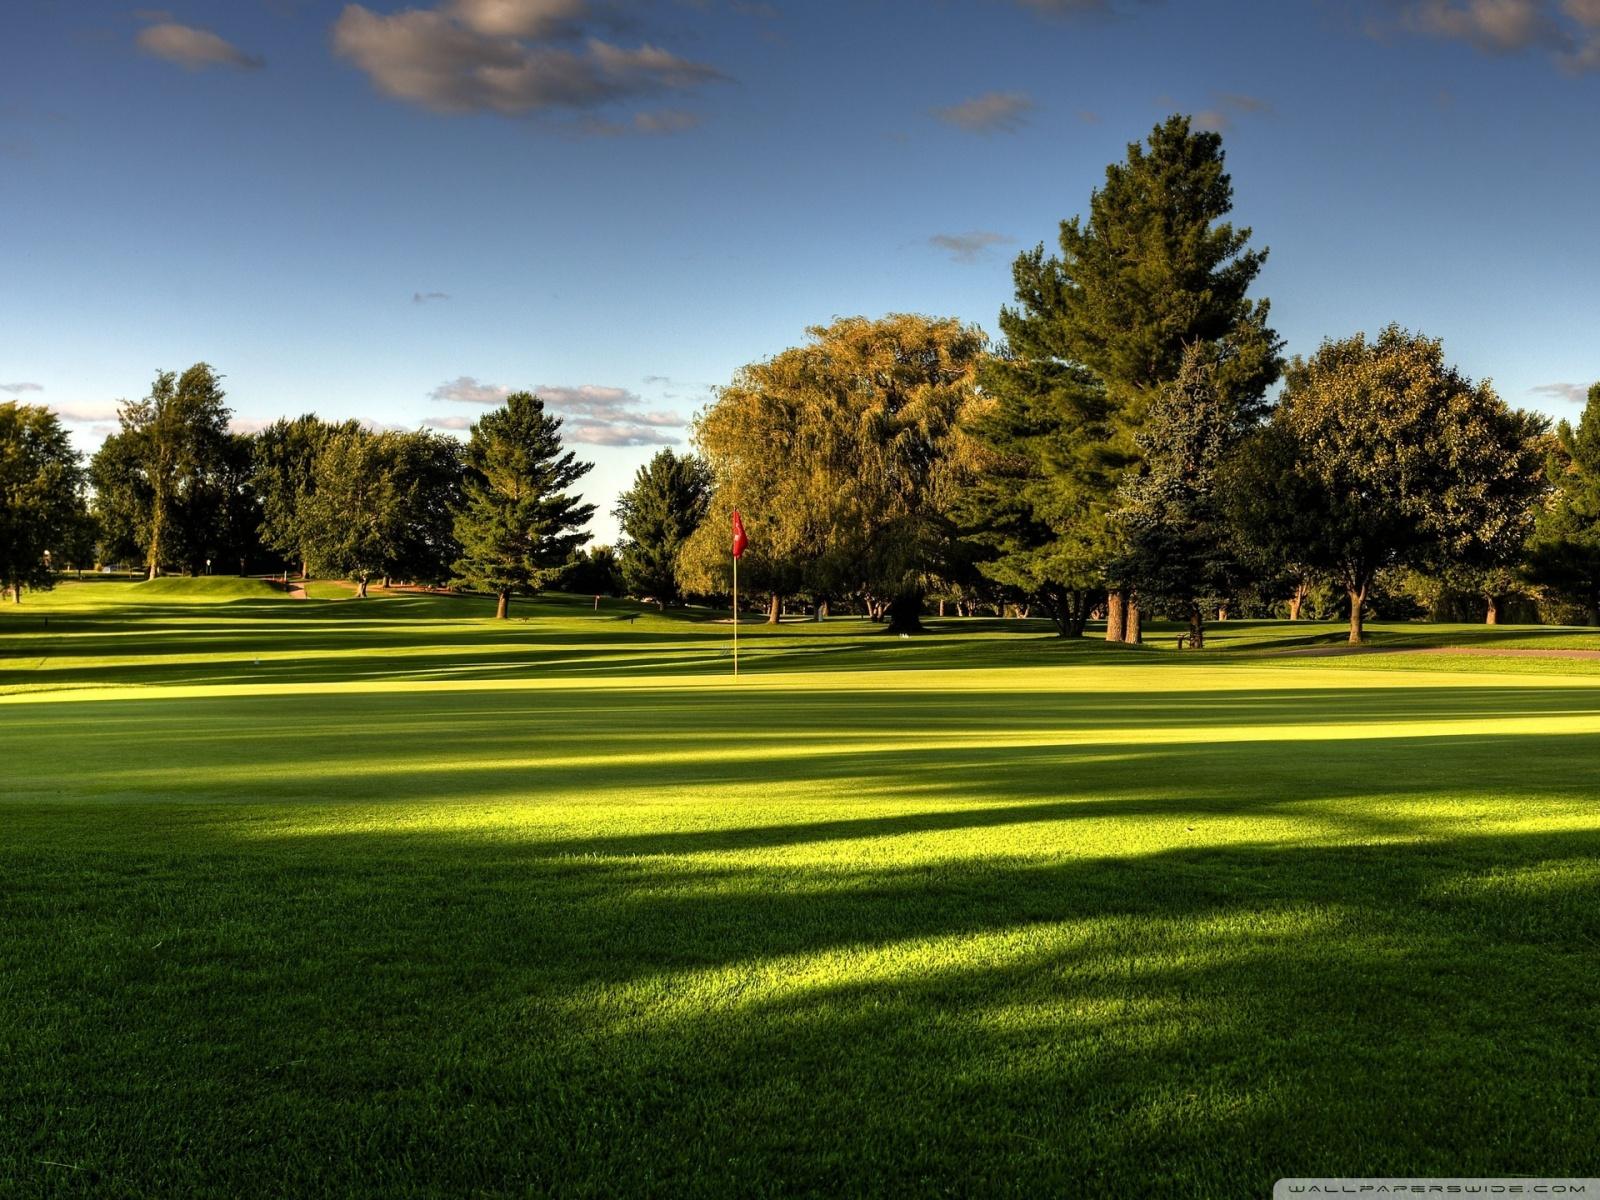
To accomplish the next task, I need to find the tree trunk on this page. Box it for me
[885,590,924,634]
[356,576,369,599]
[1348,584,1367,644]
[1106,589,1127,643]
[496,591,509,620]
[300,558,308,580]
[1288,582,1307,622]
[1216,606,1228,622]
[11,583,19,605]
[1125,601,1142,645]
[767,593,781,624]
[1189,607,1205,649]
[938,599,945,617]
[1485,595,1501,625]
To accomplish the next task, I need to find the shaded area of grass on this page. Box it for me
[3,581,1600,1195]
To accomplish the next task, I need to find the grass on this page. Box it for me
[3,580,1599,1196]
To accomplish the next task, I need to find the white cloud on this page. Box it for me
[48,403,121,423]
[1385,0,1600,70]
[929,230,1011,263]
[1,381,44,394]
[332,3,725,119]
[932,91,1034,133]
[136,21,264,70]
[423,415,475,431]
[1531,381,1591,402]
[428,376,687,445]
[431,375,512,404]
[1191,92,1271,133]
[228,417,275,435]
[413,290,451,303]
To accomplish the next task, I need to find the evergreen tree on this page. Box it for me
[0,402,87,602]
[613,448,711,604]
[452,392,595,619]
[1114,341,1259,647]
[1527,383,1600,623]
[978,114,1281,641]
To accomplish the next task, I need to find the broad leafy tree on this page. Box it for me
[254,416,357,576]
[680,314,985,631]
[1227,327,1547,644]
[301,427,466,597]
[613,449,711,603]
[452,393,595,619]
[91,363,233,578]
[982,114,1281,641]
[0,402,87,602]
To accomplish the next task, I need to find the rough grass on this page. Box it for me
[3,580,1599,1197]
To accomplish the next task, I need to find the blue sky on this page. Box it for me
[4,0,1598,541]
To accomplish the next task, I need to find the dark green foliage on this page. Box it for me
[613,449,711,603]
[0,402,87,600]
[958,356,1112,635]
[301,428,464,596]
[1113,342,1259,644]
[1527,383,1600,622]
[1227,327,1548,643]
[452,392,595,617]
[561,544,625,597]
[253,416,358,574]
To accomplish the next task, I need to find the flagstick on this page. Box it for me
[732,553,739,677]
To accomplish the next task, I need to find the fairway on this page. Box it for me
[5,584,1600,1197]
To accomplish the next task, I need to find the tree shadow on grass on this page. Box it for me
[4,813,1599,1196]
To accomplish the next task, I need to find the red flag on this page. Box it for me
[731,510,748,559]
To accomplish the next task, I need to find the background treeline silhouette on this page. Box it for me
[4,116,1597,641]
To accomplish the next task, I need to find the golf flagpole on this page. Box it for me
[731,510,747,677]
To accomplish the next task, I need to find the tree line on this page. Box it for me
[4,114,1598,640]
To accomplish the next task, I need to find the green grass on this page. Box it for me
[4,580,1599,1196]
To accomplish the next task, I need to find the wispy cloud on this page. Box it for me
[1,382,44,395]
[136,20,264,70]
[229,417,276,435]
[1191,92,1272,132]
[413,290,451,304]
[428,375,687,445]
[422,415,475,431]
[933,91,1034,133]
[1377,0,1600,71]
[332,2,726,122]
[929,230,1012,263]
[1531,381,1591,402]
[48,403,122,422]
[431,375,511,405]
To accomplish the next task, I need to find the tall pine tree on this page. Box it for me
[977,114,1281,640]
[452,392,595,619]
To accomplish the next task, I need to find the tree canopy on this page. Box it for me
[1,402,87,602]
[1228,326,1547,643]
[680,313,986,630]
